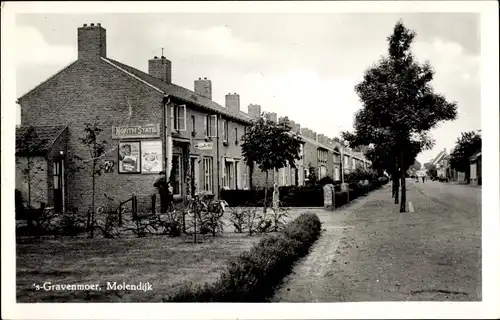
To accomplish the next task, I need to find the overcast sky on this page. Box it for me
[15,13,480,164]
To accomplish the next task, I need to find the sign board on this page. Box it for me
[141,140,163,174]
[323,184,334,208]
[118,142,141,173]
[194,141,214,150]
[112,124,160,139]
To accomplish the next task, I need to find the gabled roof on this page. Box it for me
[16,125,67,155]
[101,57,253,124]
[432,150,447,165]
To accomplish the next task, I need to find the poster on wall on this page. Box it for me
[118,142,141,173]
[141,140,163,174]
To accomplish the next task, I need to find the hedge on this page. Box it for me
[164,212,322,302]
[221,177,389,208]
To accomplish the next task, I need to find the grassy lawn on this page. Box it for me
[16,207,320,302]
[16,232,261,302]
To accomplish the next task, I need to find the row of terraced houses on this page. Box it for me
[15,23,371,213]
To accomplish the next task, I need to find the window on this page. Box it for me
[319,166,327,179]
[352,158,356,169]
[172,154,182,196]
[318,149,328,164]
[202,157,213,192]
[235,127,238,144]
[223,160,235,189]
[191,115,196,135]
[344,155,349,168]
[334,167,341,181]
[205,115,217,137]
[221,119,228,143]
[171,104,186,131]
[304,168,310,181]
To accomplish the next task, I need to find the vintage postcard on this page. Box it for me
[1,1,499,319]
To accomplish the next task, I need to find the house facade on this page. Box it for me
[16,23,254,212]
[16,23,372,214]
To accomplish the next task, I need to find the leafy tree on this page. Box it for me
[449,131,482,183]
[73,118,108,238]
[16,126,49,209]
[410,160,422,171]
[242,114,302,213]
[341,21,457,212]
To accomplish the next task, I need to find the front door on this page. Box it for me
[53,158,64,212]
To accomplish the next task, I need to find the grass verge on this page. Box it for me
[164,212,322,302]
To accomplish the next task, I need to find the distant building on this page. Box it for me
[469,150,482,185]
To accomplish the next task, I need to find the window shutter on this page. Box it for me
[222,159,226,187]
[178,105,186,131]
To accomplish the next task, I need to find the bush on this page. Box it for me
[165,212,322,302]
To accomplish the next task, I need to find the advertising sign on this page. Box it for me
[112,124,160,139]
[118,142,141,173]
[141,140,163,174]
[194,141,214,150]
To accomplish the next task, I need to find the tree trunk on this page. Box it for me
[400,153,406,212]
[394,169,399,204]
[263,171,269,214]
[249,163,254,190]
[391,171,397,198]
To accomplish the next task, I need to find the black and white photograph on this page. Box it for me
[1,1,499,319]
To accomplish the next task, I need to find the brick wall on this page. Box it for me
[19,59,164,213]
[15,156,48,208]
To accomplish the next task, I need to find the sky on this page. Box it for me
[15,12,481,165]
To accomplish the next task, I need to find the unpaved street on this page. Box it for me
[273,180,481,302]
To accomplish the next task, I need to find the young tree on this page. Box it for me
[16,126,48,209]
[342,21,457,212]
[241,115,302,213]
[74,119,108,238]
[449,131,482,183]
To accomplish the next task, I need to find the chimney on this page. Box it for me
[225,93,240,113]
[148,56,172,83]
[194,77,212,99]
[266,112,277,123]
[78,23,107,60]
[318,134,326,144]
[248,104,261,119]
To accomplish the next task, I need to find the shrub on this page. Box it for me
[165,212,322,302]
[228,207,249,233]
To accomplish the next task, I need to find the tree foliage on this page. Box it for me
[241,114,302,212]
[242,115,302,173]
[341,20,457,212]
[449,131,482,174]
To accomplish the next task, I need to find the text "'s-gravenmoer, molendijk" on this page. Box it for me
[106,281,153,292]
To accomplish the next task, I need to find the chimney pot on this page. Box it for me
[97,23,101,26]
[78,23,107,59]
[204,77,207,80]
[194,77,212,100]
[148,56,172,83]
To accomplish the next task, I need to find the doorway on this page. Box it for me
[53,158,65,212]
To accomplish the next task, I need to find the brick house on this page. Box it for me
[16,23,254,213]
